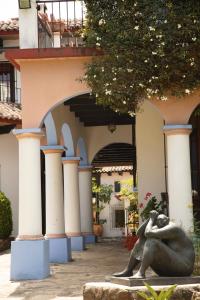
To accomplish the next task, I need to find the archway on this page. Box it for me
[190,104,200,221]
[91,142,136,238]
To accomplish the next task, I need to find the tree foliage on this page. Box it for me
[84,0,200,113]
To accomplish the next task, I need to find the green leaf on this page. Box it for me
[144,282,158,300]
[137,291,152,300]
[164,285,177,299]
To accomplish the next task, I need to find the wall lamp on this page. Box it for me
[107,124,117,133]
[18,0,31,9]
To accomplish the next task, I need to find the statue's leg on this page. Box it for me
[132,238,193,278]
[113,238,144,277]
[132,238,156,278]
[113,253,140,277]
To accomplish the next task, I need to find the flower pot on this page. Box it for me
[93,224,103,236]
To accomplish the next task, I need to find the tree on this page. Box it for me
[84,0,200,114]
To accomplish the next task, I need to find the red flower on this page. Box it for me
[144,192,152,201]
[139,203,144,208]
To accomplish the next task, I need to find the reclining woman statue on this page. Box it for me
[114,210,195,278]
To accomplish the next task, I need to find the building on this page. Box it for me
[0,0,199,280]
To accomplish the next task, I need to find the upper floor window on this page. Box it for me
[0,62,15,103]
[114,181,121,193]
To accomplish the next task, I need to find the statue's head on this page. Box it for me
[156,214,169,228]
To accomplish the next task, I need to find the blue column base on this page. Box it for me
[71,236,85,251]
[84,234,96,244]
[49,237,72,263]
[10,239,50,280]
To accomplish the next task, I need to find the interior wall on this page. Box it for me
[0,133,19,237]
[100,171,132,237]
[136,100,166,206]
[85,125,132,164]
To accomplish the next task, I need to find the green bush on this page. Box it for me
[0,192,12,239]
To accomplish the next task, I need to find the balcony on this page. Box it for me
[37,0,86,48]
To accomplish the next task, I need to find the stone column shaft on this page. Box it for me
[79,166,93,235]
[15,129,43,239]
[63,157,81,235]
[164,124,193,232]
[42,146,65,237]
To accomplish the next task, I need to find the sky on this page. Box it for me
[0,0,18,20]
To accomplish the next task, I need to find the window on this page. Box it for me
[112,208,125,228]
[0,62,15,102]
[114,181,121,192]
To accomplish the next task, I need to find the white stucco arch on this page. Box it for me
[61,123,75,157]
[43,112,58,145]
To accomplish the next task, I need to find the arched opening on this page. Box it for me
[91,142,136,238]
[190,104,200,221]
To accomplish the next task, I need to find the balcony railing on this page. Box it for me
[0,83,21,104]
[36,0,86,48]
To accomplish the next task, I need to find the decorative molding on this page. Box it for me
[163,124,192,136]
[66,232,81,237]
[62,157,80,164]
[15,132,44,140]
[45,233,66,239]
[16,235,44,241]
[78,165,92,172]
[41,146,64,155]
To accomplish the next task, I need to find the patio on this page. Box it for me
[0,239,129,299]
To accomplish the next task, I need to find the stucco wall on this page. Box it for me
[136,100,166,205]
[0,133,18,237]
[85,125,132,164]
[100,172,132,238]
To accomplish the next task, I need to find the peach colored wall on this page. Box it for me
[19,55,200,128]
[136,100,166,205]
[150,90,200,124]
[19,57,91,128]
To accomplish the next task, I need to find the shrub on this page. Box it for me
[0,192,12,239]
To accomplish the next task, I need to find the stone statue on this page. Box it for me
[114,210,195,278]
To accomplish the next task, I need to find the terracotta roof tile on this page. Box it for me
[93,166,133,173]
[0,18,19,32]
[0,102,21,121]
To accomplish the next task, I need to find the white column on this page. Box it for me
[19,0,38,49]
[63,157,81,236]
[13,128,44,240]
[42,146,65,238]
[78,166,93,236]
[53,32,61,47]
[164,124,193,232]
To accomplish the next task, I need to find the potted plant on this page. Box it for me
[92,178,113,236]
[115,178,139,250]
[0,192,13,251]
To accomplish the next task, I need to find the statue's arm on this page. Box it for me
[145,224,178,239]
[136,218,150,237]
